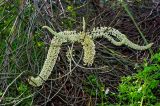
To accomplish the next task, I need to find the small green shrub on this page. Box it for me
[118,52,160,106]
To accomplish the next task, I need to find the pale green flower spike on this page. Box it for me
[81,18,95,65]
[90,27,153,50]
[81,33,95,66]
[29,19,153,87]
[28,37,63,86]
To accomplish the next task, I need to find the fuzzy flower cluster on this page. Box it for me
[81,33,95,66]
[90,27,153,50]
[28,37,62,86]
[28,26,153,87]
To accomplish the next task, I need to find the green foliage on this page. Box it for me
[16,82,33,106]
[0,1,35,105]
[62,4,77,30]
[0,2,17,34]
[0,81,33,106]
[83,74,108,105]
[33,30,45,47]
[118,52,160,106]
[84,74,105,97]
[61,0,88,30]
[0,1,18,64]
[17,82,30,94]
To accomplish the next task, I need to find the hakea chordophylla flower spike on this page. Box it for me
[28,37,63,86]
[42,26,96,65]
[80,33,95,66]
[90,27,153,50]
[28,26,153,87]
